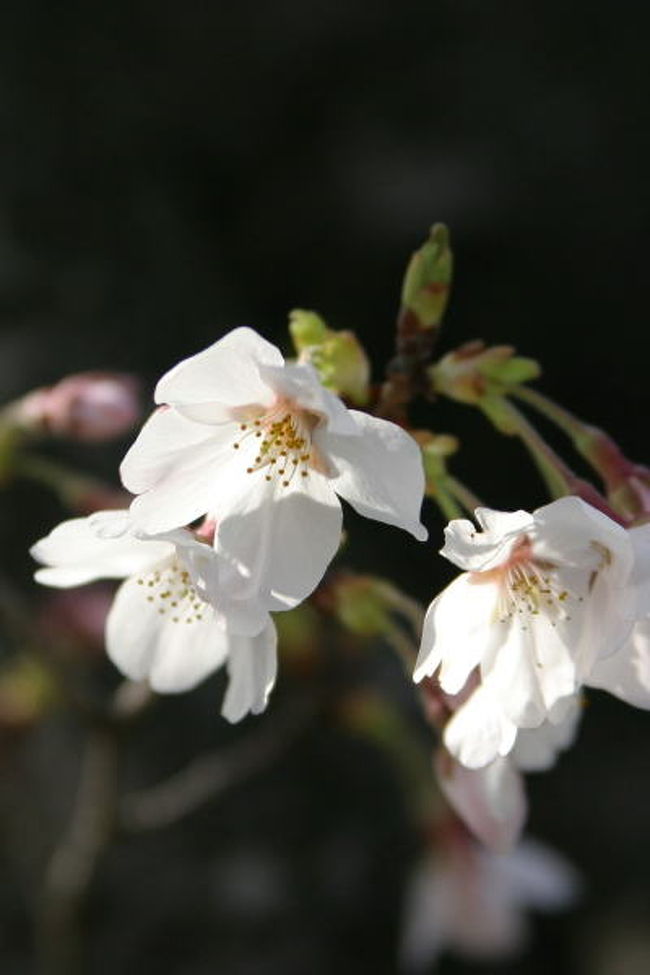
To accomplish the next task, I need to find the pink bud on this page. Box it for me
[18,372,141,441]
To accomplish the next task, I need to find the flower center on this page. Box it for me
[137,557,206,624]
[474,537,584,630]
[232,402,319,487]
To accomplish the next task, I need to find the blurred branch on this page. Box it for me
[37,724,120,975]
[120,696,316,832]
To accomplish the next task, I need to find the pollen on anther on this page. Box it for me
[233,443,240,449]
[283,480,289,486]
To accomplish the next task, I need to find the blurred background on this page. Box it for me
[1,1,650,972]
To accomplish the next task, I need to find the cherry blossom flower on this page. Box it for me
[415,498,650,746]
[120,327,427,611]
[31,511,276,721]
[436,694,581,848]
[400,828,580,971]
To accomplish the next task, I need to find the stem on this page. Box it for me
[37,724,120,975]
[384,621,420,672]
[488,398,624,522]
[428,486,463,522]
[120,698,314,833]
[36,681,153,975]
[493,398,571,498]
[511,385,586,442]
[15,454,108,509]
[445,476,482,514]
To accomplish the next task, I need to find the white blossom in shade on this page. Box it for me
[434,749,527,853]
[414,497,643,742]
[400,831,580,972]
[31,512,277,720]
[120,327,427,611]
[436,692,582,847]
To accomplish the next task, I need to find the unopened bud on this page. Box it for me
[290,309,370,405]
[17,372,141,441]
[400,223,453,330]
[431,342,540,405]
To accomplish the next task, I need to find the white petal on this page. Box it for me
[172,533,270,637]
[155,327,281,409]
[512,695,582,772]
[587,619,650,708]
[481,620,550,727]
[121,407,221,494]
[625,523,650,618]
[413,573,501,691]
[31,515,172,587]
[126,419,245,534]
[215,467,343,610]
[221,620,278,722]
[106,570,229,691]
[441,508,534,572]
[322,410,427,541]
[435,752,527,853]
[501,838,581,911]
[258,361,358,436]
[533,495,631,574]
[444,685,518,768]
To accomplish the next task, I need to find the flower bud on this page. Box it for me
[16,371,141,441]
[430,342,540,405]
[400,223,453,330]
[290,309,370,405]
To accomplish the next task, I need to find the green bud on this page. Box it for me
[400,223,453,329]
[289,309,328,350]
[430,341,541,405]
[289,309,371,405]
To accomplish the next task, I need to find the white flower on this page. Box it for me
[443,683,582,770]
[415,497,643,742]
[31,512,277,721]
[400,833,580,971]
[120,327,427,611]
[435,749,527,852]
[436,694,582,846]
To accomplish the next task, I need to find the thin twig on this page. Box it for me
[120,697,316,832]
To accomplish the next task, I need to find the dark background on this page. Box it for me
[1,2,650,972]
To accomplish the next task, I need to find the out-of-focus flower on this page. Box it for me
[16,372,141,441]
[121,327,426,611]
[400,826,580,972]
[424,678,582,848]
[31,511,276,722]
[415,498,649,764]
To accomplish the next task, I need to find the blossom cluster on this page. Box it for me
[32,327,426,720]
[30,324,650,856]
[415,497,650,849]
